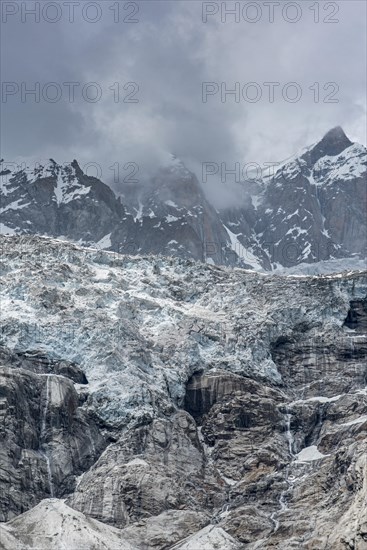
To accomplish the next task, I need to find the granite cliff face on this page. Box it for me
[256,127,367,266]
[220,127,367,268]
[0,159,135,251]
[1,127,366,270]
[0,157,239,268]
[119,158,239,266]
[0,235,366,549]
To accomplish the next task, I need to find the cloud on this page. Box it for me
[1,0,366,197]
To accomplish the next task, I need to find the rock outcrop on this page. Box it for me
[0,235,366,548]
[0,357,106,522]
[220,127,367,268]
[0,499,134,550]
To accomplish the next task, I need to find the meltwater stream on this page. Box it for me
[270,406,296,534]
[40,375,54,497]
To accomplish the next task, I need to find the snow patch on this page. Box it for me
[296,445,328,462]
[0,223,17,235]
[96,233,112,250]
[165,214,180,223]
[165,200,179,208]
[341,415,367,427]
[223,225,264,271]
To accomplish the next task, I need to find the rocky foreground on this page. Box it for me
[0,235,366,549]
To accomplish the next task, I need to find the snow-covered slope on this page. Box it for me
[219,127,367,269]
[0,158,134,249]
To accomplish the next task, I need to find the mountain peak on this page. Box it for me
[322,125,350,143]
[319,126,353,150]
[303,126,353,165]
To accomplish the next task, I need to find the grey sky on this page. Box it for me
[1,0,366,191]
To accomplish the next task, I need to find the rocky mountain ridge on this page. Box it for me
[0,235,366,548]
[1,127,366,271]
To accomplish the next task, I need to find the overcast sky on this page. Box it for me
[1,0,366,190]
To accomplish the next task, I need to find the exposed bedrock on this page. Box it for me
[67,411,215,527]
[0,350,106,521]
[0,237,366,548]
[0,346,88,383]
